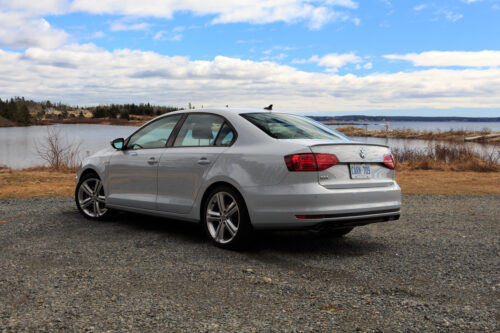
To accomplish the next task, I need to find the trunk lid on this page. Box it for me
[309,142,395,189]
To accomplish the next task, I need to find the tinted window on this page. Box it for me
[215,123,235,146]
[127,115,181,149]
[241,113,349,140]
[174,114,225,147]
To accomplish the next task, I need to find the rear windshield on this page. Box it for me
[241,112,349,140]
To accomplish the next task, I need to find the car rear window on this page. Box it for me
[241,112,349,140]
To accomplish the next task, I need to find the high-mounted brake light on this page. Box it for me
[284,153,339,171]
[383,154,395,169]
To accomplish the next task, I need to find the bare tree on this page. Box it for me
[35,127,82,170]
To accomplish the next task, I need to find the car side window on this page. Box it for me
[174,114,226,147]
[127,114,182,149]
[215,123,235,146]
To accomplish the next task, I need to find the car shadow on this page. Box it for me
[66,208,387,255]
[251,230,387,255]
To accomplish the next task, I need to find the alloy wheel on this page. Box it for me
[206,191,240,244]
[77,178,107,218]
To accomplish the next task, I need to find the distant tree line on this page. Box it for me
[89,103,181,119]
[0,97,33,125]
[0,97,183,125]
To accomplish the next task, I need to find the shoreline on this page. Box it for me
[335,126,500,144]
[0,117,149,128]
[2,118,500,144]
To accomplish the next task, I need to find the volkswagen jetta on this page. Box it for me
[75,107,401,249]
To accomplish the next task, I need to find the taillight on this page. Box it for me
[383,154,395,169]
[284,153,338,171]
[315,154,339,171]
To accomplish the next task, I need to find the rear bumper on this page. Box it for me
[242,181,401,230]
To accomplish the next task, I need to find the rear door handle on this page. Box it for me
[197,157,211,165]
[147,157,158,165]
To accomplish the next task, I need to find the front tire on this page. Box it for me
[75,172,110,219]
[202,186,253,250]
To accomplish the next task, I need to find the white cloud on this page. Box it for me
[441,10,463,22]
[110,21,151,32]
[2,45,499,112]
[0,0,68,15]
[384,51,500,67]
[261,53,288,61]
[154,30,182,41]
[363,62,373,69]
[154,26,189,41]
[309,53,362,71]
[292,53,362,70]
[413,4,428,11]
[0,11,68,48]
[325,0,358,9]
[91,31,105,39]
[70,0,359,29]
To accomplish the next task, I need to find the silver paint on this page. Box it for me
[75,108,401,229]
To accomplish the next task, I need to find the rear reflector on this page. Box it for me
[383,154,395,169]
[296,215,325,219]
[284,153,339,171]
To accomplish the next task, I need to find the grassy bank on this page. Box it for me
[0,167,77,198]
[335,126,500,144]
[393,143,499,172]
[1,116,152,128]
[0,165,498,199]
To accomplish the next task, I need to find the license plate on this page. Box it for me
[350,164,371,179]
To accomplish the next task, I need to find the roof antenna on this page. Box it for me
[264,104,273,110]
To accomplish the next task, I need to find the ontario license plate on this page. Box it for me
[350,164,371,179]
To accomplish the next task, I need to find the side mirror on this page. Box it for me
[111,138,125,150]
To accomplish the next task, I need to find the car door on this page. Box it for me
[156,113,236,214]
[107,114,182,210]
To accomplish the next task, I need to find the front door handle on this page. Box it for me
[147,157,158,165]
[197,157,211,165]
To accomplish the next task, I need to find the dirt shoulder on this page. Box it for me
[395,169,500,196]
[1,167,499,199]
[0,168,75,198]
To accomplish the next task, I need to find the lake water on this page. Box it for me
[0,124,137,169]
[330,121,500,131]
[1,123,499,169]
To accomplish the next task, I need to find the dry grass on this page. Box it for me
[393,144,499,172]
[0,165,498,199]
[336,126,500,144]
[0,166,75,198]
[39,117,150,127]
[396,169,500,196]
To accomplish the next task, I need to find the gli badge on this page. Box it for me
[359,148,366,159]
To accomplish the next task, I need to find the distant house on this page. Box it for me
[45,107,62,116]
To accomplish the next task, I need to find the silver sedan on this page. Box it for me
[75,107,401,249]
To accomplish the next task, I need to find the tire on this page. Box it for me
[75,172,110,220]
[318,227,354,238]
[202,185,253,250]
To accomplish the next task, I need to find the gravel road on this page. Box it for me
[0,194,499,332]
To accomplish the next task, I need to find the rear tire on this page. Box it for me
[318,227,354,238]
[75,172,110,220]
[202,185,253,250]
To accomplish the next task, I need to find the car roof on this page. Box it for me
[161,107,280,119]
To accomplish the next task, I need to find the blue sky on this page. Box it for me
[0,0,499,116]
